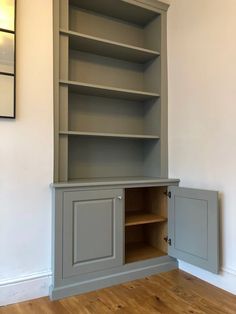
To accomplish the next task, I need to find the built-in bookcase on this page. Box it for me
[54,0,168,182]
[52,2,220,301]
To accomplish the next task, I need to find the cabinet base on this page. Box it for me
[50,257,178,300]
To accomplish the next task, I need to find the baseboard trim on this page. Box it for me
[0,271,52,307]
[179,261,236,295]
[222,266,236,277]
[50,260,178,300]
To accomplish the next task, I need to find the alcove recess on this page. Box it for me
[57,0,165,183]
[125,186,168,263]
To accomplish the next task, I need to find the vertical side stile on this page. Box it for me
[160,11,168,177]
[60,0,69,30]
[53,0,60,182]
[58,0,69,182]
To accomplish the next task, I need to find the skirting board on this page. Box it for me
[0,271,52,307]
[179,260,236,295]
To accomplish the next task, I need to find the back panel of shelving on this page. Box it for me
[69,0,160,28]
[69,51,146,91]
[68,93,161,135]
[68,136,161,180]
[69,7,145,48]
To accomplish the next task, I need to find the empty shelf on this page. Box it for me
[69,0,163,26]
[125,211,167,227]
[61,29,160,63]
[60,81,160,101]
[125,242,166,263]
[60,131,160,140]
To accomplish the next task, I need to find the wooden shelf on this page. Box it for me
[61,29,160,63]
[60,131,160,140]
[125,211,167,227]
[125,242,166,263]
[60,80,160,101]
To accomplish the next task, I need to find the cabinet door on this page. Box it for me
[63,189,123,278]
[168,186,219,273]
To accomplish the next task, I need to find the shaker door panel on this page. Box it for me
[168,186,219,273]
[63,189,123,278]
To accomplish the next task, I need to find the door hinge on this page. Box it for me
[164,237,172,246]
[164,191,171,199]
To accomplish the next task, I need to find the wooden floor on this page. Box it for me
[1,270,236,314]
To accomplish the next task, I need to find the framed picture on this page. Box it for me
[0,0,16,118]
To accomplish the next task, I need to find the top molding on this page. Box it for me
[123,0,170,12]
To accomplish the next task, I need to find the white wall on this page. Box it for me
[1,0,236,306]
[0,0,53,305]
[168,0,236,292]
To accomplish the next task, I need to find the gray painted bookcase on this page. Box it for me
[51,0,219,300]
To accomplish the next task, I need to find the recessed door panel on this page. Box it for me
[168,186,219,273]
[63,189,123,278]
[73,199,113,263]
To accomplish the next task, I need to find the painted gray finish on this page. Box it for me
[61,30,159,63]
[53,0,60,182]
[52,0,220,302]
[54,0,168,183]
[69,6,162,52]
[68,94,154,135]
[60,130,160,140]
[168,186,219,274]
[60,80,159,102]
[68,137,147,179]
[55,253,172,287]
[51,181,179,300]
[52,177,180,189]
[63,189,123,277]
[69,51,146,91]
[70,0,163,26]
[50,257,177,300]
[159,12,168,178]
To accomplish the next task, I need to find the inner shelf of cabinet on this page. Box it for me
[60,80,160,101]
[60,29,160,63]
[125,211,167,227]
[125,242,166,263]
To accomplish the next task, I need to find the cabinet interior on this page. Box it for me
[125,186,168,263]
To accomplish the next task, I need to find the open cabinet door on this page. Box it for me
[168,186,219,273]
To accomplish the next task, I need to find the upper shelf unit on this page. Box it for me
[54,0,169,182]
[60,29,160,63]
[60,80,160,101]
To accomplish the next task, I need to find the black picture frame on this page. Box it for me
[0,0,16,119]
